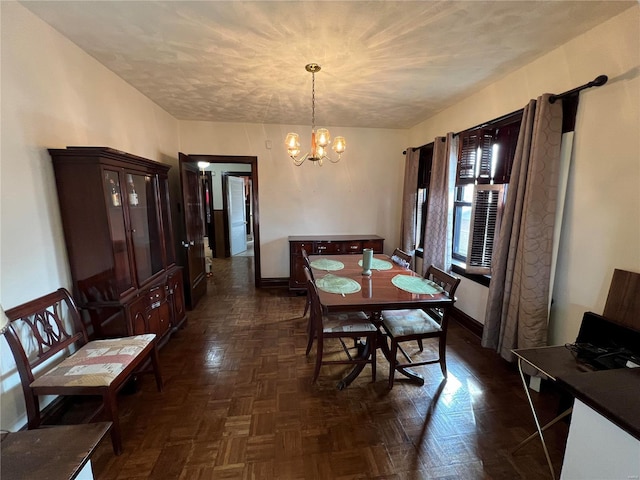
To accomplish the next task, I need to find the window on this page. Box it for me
[452,112,521,275]
[415,144,433,252]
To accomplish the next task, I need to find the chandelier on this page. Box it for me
[285,63,346,166]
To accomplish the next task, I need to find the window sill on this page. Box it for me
[415,250,491,288]
[450,261,491,288]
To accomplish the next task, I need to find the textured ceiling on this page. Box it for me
[21,1,635,129]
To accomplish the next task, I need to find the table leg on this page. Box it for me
[516,357,557,480]
[337,339,371,390]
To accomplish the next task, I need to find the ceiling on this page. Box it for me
[21,1,634,129]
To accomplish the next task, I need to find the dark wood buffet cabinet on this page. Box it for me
[49,146,186,346]
[288,234,384,291]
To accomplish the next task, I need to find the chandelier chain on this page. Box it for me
[311,71,316,130]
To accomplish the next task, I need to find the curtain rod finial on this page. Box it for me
[592,75,608,87]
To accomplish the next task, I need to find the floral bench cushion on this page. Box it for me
[30,334,156,388]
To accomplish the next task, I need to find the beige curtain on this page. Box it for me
[422,133,457,274]
[400,148,420,254]
[482,95,563,361]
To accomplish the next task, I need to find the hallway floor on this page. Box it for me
[90,256,569,479]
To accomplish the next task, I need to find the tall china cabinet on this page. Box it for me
[49,147,186,346]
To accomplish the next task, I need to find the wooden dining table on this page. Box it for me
[309,253,455,389]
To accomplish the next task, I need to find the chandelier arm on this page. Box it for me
[293,153,309,166]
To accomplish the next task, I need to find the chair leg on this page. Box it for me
[150,346,164,392]
[312,336,323,383]
[305,316,315,356]
[438,335,448,378]
[417,339,424,351]
[388,339,398,389]
[370,335,377,382]
[26,393,42,430]
[303,292,310,317]
[103,390,122,455]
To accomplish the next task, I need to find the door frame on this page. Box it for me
[182,155,261,288]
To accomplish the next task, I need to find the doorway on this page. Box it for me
[222,171,254,258]
[179,154,261,288]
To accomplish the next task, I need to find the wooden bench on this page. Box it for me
[3,288,163,455]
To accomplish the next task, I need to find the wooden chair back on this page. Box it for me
[424,265,461,325]
[301,248,314,279]
[4,288,89,419]
[304,265,321,323]
[426,265,461,301]
[391,248,412,268]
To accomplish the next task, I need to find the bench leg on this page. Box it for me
[103,390,122,455]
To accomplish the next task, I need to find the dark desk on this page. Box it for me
[1,422,112,480]
[558,367,640,441]
[310,254,454,388]
[513,345,640,480]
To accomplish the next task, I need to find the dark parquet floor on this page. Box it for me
[90,256,569,479]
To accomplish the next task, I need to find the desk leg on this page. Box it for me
[516,357,557,480]
[512,406,572,454]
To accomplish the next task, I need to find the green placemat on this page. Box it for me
[392,274,445,295]
[310,259,345,271]
[316,274,361,295]
[357,258,393,270]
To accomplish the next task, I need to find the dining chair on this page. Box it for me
[380,265,460,388]
[304,266,378,384]
[3,288,163,455]
[391,248,412,269]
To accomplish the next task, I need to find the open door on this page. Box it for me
[227,175,247,256]
[179,153,207,309]
[181,154,262,288]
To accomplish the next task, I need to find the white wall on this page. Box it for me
[409,6,640,343]
[179,122,409,279]
[0,3,180,432]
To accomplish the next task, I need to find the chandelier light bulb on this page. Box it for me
[316,128,330,148]
[333,136,346,155]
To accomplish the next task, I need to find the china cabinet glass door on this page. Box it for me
[126,171,164,284]
[102,169,134,297]
[159,176,176,267]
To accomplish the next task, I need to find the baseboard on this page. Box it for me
[451,307,483,339]
[259,277,288,288]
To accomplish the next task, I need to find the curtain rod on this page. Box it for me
[549,74,608,104]
[402,74,608,155]
[402,137,444,156]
